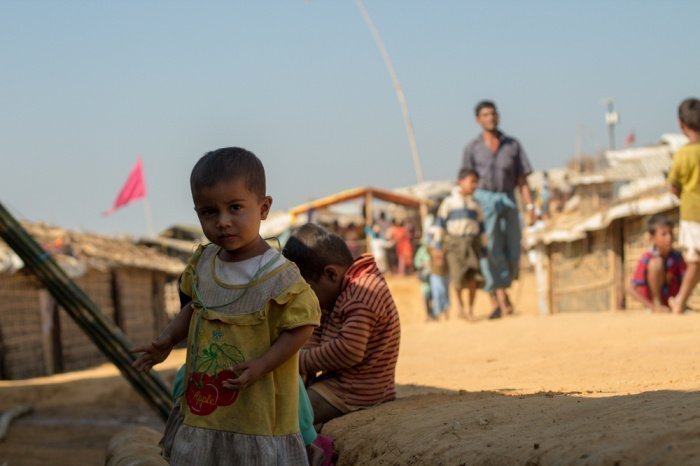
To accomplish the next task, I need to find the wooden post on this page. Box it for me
[111,271,123,331]
[611,221,625,310]
[39,290,62,375]
[548,244,557,313]
[365,192,373,253]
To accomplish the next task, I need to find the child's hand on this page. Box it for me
[221,360,266,391]
[131,335,174,372]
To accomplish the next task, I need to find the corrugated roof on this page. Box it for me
[570,144,672,186]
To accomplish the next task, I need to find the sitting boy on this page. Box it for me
[283,223,401,427]
[628,214,686,313]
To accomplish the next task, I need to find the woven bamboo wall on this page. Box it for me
[0,266,178,379]
[59,270,115,372]
[115,268,158,348]
[0,274,45,378]
[623,208,700,310]
[550,229,615,312]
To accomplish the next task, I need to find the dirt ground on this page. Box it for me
[1,270,700,465]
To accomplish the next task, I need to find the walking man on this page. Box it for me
[461,100,535,318]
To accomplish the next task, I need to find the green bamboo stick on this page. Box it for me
[0,216,172,413]
[0,202,173,420]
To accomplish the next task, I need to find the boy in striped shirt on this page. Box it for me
[283,223,401,427]
[434,168,487,320]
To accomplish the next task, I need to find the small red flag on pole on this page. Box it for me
[104,158,147,216]
[624,131,636,147]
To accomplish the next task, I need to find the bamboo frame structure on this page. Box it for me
[0,202,172,421]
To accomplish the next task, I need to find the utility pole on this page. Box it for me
[603,98,619,150]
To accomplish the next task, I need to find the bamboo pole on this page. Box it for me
[0,202,172,420]
[356,0,428,221]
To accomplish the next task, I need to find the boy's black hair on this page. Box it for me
[647,213,674,235]
[679,98,700,132]
[190,147,266,198]
[474,100,496,117]
[283,223,354,281]
[458,168,480,181]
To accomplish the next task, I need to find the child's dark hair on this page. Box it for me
[679,98,700,132]
[283,223,354,281]
[458,168,480,181]
[190,147,266,198]
[647,213,674,235]
[474,100,496,117]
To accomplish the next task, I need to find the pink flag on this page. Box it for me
[624,131,636,146]
[104,158,147,216]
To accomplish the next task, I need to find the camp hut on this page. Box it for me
[138,224,205,262]
[540,212,623,313]
[288,186,428,254]
[535,134,700,313]
[540,190,700,313]
[0,222,184,379]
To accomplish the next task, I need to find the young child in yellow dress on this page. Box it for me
[132,147,321,465]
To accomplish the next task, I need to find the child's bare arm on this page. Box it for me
[222,325,314,391]
[669,182,681,197]
[626,282,653,309]
[131,302,193,372]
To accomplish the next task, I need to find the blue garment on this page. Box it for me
[298,376,317,445]
[473,189,522,291]
[429,273,450,317]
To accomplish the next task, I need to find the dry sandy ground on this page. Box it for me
[1,271,700,465]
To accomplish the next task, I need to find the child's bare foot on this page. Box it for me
[669,296,686,314]
[457,305,466,320]
[651,304,671,313]
[466,309,475,321]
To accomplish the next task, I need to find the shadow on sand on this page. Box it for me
[323,384,700,465]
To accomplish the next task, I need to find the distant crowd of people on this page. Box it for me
[341,98,700,322]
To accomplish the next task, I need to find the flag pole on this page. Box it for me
[143,197,155,238]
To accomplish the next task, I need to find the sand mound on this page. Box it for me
[105,426,166,466]
[324,390,700,465]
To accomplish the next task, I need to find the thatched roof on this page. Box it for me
[0,222,185,276]
[532,191,678,244]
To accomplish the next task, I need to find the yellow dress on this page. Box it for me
[161,244,321,465]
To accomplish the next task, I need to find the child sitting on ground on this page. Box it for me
[283,223,401,427]
[628,214,686,313]
[668,97,700,314]
[132,147,320,465]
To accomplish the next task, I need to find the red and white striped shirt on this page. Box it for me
[300,254,401,409]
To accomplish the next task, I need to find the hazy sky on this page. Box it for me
[2,1,698,236]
